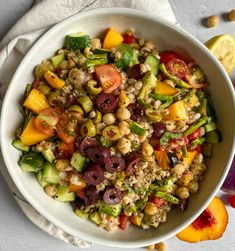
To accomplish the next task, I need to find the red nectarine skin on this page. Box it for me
[192,209,216,229]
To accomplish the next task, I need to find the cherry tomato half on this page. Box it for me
[57,141,76,158]
[153,196,166,208]
[159,50,184,65]
[165,58,187,79]
[95,64,122,93]
[123,33,136,44]
[187,128,201,141]
[119,214,129,230]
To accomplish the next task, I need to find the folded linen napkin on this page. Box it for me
[0,0,177,247]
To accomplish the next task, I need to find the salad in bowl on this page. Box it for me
[12,27,221,232]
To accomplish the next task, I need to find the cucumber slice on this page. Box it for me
[51,54,65,68]
[150,93,174,102]
[206,129,222,144]
[90,212,101,225]
[42,148,56,163]
[55,185,76,202]
[19,152,45,172]
[65,32,91,51]
[12,139,30,152]
[36,170,49,187]
[144,54,159,75]
[75,209,89,219]
[130,49,140,65]
[99,202,122,217]
[115,44,133,70]
[42,162,60,184]
[86,58,108,68]
[70,152,86,172]
[205,122,216,133]
[93,48,110,54]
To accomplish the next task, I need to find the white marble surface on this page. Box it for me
[0,0,235,250]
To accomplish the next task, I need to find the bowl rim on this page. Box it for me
[1,7,235,248]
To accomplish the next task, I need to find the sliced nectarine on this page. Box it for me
[176,196,228,243]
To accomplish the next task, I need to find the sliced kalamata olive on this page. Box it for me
[96,92,118,114]
[79,137,97,155]
[103,187,122,205]
[84,186,101,206]
[105,156,125,173]
[153,122,166,138]
[127,103,145,122]
[128,64,143,79]
[85,146,111,164]
[73,196,85,210]
[125,152,142,174]
[168,152,178,168]
[83,164,105,185]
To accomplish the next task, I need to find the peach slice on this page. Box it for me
[176,196,228,243]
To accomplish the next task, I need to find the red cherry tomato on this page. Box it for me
[119,214,129,230]
[153,196,166,208]
[228,194,235,208]
[56,111,80,144]
[57,141,76,158]
[159,50,184,65]
[95,64,122,93]
[187,128,201,141]
[165,58,187,79]
[123,33,136,44]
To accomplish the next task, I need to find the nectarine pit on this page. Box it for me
[192,209,216,229]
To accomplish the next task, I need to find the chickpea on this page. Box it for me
[143,41,155,50]
[188,181,199,194]
[229,10,235,21]
[142,142,154,157]
[44,184,58,197]
[116,107,131,120]
[147,244,155,250]
[176,187,190,200]
[102,113,116,125]
[155,242,167,251]
[171,163,186,178]
[56,159,70,171]
[117,137,131,155]
[118,121,130,136]
[207,15,219,28]
[144,202,158,216]
[177,172,193,186]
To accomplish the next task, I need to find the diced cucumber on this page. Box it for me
[201,143,213,158]
[130,49,140,65]
[36,170,49,187]
[86,58,108,68]
[12,139,30,152]
[42,148,55,163]
[93,48,110,54]
[206,129,222,144]
[155,191,179,204]
[191,137,206,148]
[51,54,65,68]
[65,32,91,51]
[130,122,146,136]
[144,54,159,75]
[70,151,86,172]
[75,209,89,219]
[25,83,32,96]
[99,202,122,217]
[150,93,174,102]
[115,44,133,70]
[199,98,207,116]
[86,53,107,60]
[204,122,216,133]
[90,212,101,225]
[42,162,60,184]
[19,152,46,172]
[157,178,177,193]
[55,185,76,202]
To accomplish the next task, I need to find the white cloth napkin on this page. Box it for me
[0,0,177,247]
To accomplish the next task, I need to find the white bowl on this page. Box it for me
[1,8,235,248]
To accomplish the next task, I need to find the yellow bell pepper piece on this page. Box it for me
[187,93,199,108]
[155,81,179,96]
[119,90,130,108]
[163,100,188,121]
[103,27,123,49]
[130,215,142,227]
[20,118,50,145]
[23,89,50,113]
[44,71,65,89]
[154,150,170,169]
[182,150,197,167]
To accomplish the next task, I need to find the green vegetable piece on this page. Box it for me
[77,95,93,113]
[199,98,207,116]
[197,90,205,100]
[206,129,222,144]
[86,80,102,95]
[36,170,49,187]
[207,102,217,122]
[25,84,32,96]
[81,119,96,138]
[130,122,146,136]
[144,54,159,75]
[99,202,122,217]
[93,48,110,54]
[160,131,182,148]
[68,105,84,114]
[130,49,140,65]
[159,100,173,109]
[19,151,46,172]
[86,53,107,60]
[138,72,157,100]
[157,178,177,193]
[138,99,153,109]
[86,58,108,68]
[102,125,121,141]
[99,135,113,147]
[51,54,65,69]
[75,209,89,219]
[184,116,208,136]
[159,63,192,89]
[191,137,206,148]
[150,93,174,102]
[90,212,102,225]
[38,84,51,95]
[205,122,216,133]
[184,90,195,103]
[55,185,76,202]
[42,162,60,184]
[182,145,188,157]
[12,138,30,152]
[65,33,91,51]
[115,44,133,70]
[35,63,53,80]
[91,110,102,124]
[201,143,213,158]
[70,151,86,172]
[155,191,179,204]
[42,148,56,163]
[48,92,60,106]
[145,108,162,122]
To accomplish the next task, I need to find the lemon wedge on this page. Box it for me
[205,34,235,74]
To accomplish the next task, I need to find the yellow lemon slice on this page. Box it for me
[205,34,235,74]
